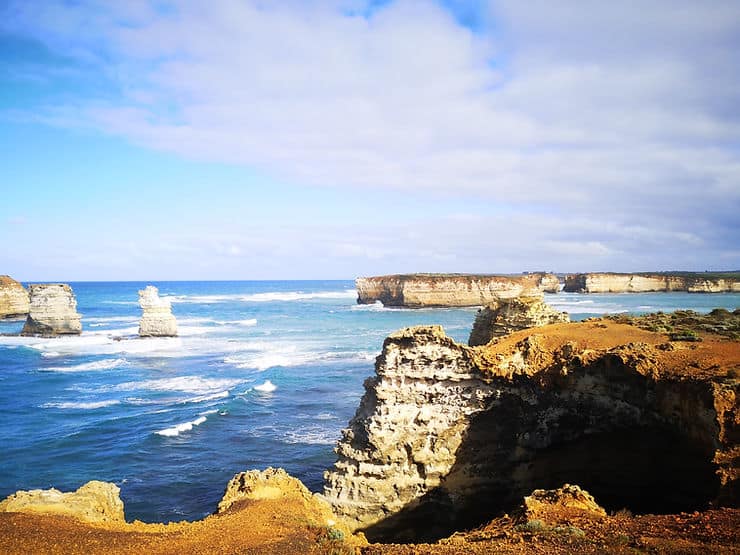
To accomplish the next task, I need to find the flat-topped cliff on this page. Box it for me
[356,273,560,307]
[0,276,29,319]
[564,272,740,293]
[324,317,739,542]
[21,284,82,336]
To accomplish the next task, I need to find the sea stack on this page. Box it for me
[21,284,82,336]
[0,275,30,318]
[138,285,177,337]
[468,296,570,346]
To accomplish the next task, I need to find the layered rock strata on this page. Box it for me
[0,481,124,524]
[356,273,560,307]
[138,285,177,337]
[468,296,570,346]
[564,272,740,293]
[0,275,29,319]
[21,284,82,336]
[323,321,739,542]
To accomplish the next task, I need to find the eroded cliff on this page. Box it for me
[564,272,740,293]
[0,275,29,319]
[468,296,569,346]
[356,273,560,307]
[324,319,739,542]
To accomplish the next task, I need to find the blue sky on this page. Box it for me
[1,0,739,280]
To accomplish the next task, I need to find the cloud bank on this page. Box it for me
[2,0,739,276]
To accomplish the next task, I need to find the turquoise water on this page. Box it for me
[0,281,737,522]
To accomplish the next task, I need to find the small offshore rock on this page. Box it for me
[21,283,82,336]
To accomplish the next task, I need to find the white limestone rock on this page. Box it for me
[0,275,29,318]
[138,285,177,337]
[21,284,82,336]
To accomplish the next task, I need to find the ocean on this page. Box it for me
[0,280,738,523]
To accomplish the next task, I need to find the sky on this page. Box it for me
[1,0,739,281]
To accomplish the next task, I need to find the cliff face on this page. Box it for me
[468,296,570,346]
[21,284,82,336]
[138,286,177,337]
[0,481,124,524]
[564,272,740,293]
[0,276,29,319]
[323,321,739,542]
[356,273,560,307]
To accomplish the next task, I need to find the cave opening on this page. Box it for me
[363,419,720,544]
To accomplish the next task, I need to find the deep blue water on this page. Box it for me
[0,281,737,522]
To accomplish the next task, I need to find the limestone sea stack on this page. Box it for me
[356,273,560,308]
[21,284,82,336]
[468,296,570,346]
[564,272,740,293]
[323,320,738,542]
[138,285,177,337]
[0,275,29,319]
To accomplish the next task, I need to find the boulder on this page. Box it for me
[0,480,125,524]
[138,285,177,337]
[468,296,570,346]
[0,275,29,318]
[21,284,82,336]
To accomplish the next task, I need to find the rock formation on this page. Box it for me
[356,273,560,307]
[138,285,177,337]
[0,275,29,319]
[518,484,607,521]
[468,296,570,346]
[21,284,82,336]
[564,272,740,293]
[0,481,125,524]
[323,320,739,542]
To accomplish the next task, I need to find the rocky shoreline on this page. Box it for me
[1,306,738,554]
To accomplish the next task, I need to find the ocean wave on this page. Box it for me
[113,376,243,394]
[155,416,207,437]
[43,358,128,372]
[182,390,230,404]
[42,400,121,410]
[284,425,338,445]
[254,380,277,393]
[224,348,376,371]
[87,316,139,327]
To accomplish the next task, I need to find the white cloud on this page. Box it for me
[2,0,739,275]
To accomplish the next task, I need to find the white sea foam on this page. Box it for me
[44,358,127,372]
[183,390,230,404]
[254,380,277,393]
[284,425,338,445]
[155,416,207,437]
[42,400,121,410]
[87,316,139,327]
[113,376,243,394]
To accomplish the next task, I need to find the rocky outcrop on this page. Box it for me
[519,484,606,520]
[323,320,739,542]
[0,275,29,319]
[0,481,125,524]
[138,285,177,337]
[356,273,560,307]
[21,284,82,336]
[564,272,740,293]
[468,296,570,346]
